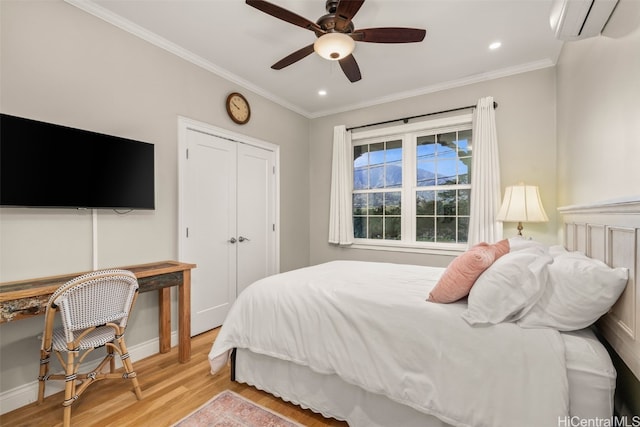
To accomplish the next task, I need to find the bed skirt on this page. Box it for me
[228,327,615,426]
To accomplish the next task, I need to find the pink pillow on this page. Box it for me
[428,243,496,303]
[492,239,510,260]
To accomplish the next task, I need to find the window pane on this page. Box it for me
[354,168,368,190]
[385,192,401,215]
[458,217,469,242]
[416,217,435,242]
[385,140,403,188]
[417,135,436,158]
[417,136,436,187]
[385,161,402,187]
[417,160,436,186]
[385,217,401,240]
[369,193,384,215]
[458,157,471,184]
[437,159,457,185]
[368,217,383,239]
[437,132,457,158]
[370,165,384,189]
[354,145,369,168]
[437,217,456,242]
[386,139,402,162]
[353,193,367,215]
[369,143,384,166]
[353,216,366,238]
[437,190,457,216]
[458,189,470,215]
[457,130,472,156]
[416,190,435,215]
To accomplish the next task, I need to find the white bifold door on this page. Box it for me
[179,119,278,336]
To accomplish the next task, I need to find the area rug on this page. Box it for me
[172,390,304,427]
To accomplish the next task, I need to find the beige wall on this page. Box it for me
[556,1,640,207]
[309,68,559,267]
[0,0,310,394]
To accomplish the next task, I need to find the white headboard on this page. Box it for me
[558,197,640,380]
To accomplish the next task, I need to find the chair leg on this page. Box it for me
[62,350,77,427]
[62,403,72,427]
[108,345,116,373]
[37,348,50,404]
[117,337,143,400]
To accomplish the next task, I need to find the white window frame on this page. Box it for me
[350,113,473,255]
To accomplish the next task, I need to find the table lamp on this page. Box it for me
[496,183,549,236]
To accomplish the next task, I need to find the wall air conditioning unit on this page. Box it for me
[550,0,619,40]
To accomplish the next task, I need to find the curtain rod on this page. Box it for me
[346,101,498,132]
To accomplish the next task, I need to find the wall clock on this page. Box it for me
[226,92,251,125]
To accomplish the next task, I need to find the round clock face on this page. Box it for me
[226,92,251,124]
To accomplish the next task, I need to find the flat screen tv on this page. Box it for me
[0,114,155,209]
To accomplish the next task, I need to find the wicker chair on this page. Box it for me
[37,269,143,426]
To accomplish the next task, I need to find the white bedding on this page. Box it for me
[209,260,569,427]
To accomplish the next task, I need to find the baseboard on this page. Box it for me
[0,331,178,415]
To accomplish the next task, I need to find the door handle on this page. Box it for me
[238,236,250,242]
[228,237,237,244]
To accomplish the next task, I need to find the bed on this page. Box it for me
[209,198,640,427]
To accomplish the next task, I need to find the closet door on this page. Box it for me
[236,143,277,294]
[183,129,238,335]
[180,121,278,336]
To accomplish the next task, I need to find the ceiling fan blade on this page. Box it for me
[339,54,362,83]
[352,27,426,43]
[334,0,365,32]
[271,44,315,70]
[246,0,324,35]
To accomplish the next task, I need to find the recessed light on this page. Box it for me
[489,41,502,50]
[318,89,327,96]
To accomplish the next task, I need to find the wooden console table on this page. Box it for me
[0,260,196,363]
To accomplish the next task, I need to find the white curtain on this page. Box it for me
[468,96,503,246]
[328,125,354,245]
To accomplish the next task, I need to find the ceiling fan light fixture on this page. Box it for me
[314,33,355,60]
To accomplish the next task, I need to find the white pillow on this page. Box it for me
[518,251,628,331]
[508,237,546,252]
[548,245,569,257]
[461,246,552,326]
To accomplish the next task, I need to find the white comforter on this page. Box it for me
[209,261,569,427]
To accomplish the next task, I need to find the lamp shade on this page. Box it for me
[496,184,549,223]
[314,33,355,60]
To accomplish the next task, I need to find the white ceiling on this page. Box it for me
[67,0,564,118]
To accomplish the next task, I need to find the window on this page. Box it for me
[351,115,472,252]
[353,139,403,240]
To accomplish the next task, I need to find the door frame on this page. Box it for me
[177,115,281,278]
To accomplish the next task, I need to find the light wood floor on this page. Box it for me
[1,328,348,426]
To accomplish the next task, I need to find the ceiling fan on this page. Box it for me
[246,0,426,83]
